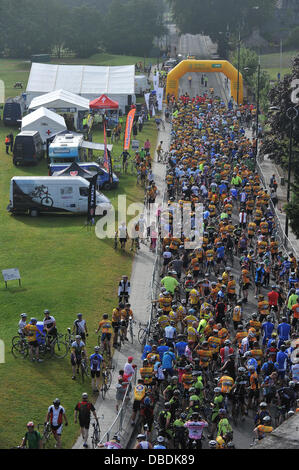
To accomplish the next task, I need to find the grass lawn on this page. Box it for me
[0,53,158,448]
[260,49,298,80]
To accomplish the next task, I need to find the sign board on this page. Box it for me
[2,268,21,288]
[131,140,139,150]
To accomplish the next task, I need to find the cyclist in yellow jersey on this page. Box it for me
[24,318,45,362]
[95,314,113,351]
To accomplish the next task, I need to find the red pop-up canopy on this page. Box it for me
[89,94,119,110]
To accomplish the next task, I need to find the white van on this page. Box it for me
[8,176,112,217]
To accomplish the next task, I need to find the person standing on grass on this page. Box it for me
[74,392,98,449]
[24,317,45,363]
[45,398,68,449]
[5,135,10,154]
[20,422,42,449]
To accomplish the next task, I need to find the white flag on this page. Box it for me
[144,92,150,111]
[157,87,164,111]
[152,105,156,117]
[153,73,159,92]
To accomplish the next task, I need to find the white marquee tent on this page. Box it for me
[21,107,67,145]
[26,63,136,113]
[28,89,90,130]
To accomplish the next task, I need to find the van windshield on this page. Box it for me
[79,187,89,197]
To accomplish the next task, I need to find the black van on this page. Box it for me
[3,100,23,126]
[13,131,44,166]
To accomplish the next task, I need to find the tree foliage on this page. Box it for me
[261,53,299,238]
[168,0,276,37]
[0,0,165,58]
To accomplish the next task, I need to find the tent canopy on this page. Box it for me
[89,94,119,110]
[53,162,94,179]
[21,107,67,143]
[26,63,135,96]
[28,89,90,112]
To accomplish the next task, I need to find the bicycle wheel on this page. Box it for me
[53,335,68,359]
[101,381,108,400]
[137,328,146,345]
[11,340,28,359]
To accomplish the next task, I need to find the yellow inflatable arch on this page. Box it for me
[166,59,243,104]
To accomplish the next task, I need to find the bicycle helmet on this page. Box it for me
[287,411,295,418]
[137,434,146,440]
[259,402,267,408]
[164,402,171,409]
[157,436,165,442]
[113,434,120,442]
[30,318,37,323]
[82,393,88,399]
[262,416,271,423]
[171,376,178,381]
[238,367,246,374]
[180,412,187,420]
[224,340,231,345]
[75,335,82,340]
[94,346,100,351]
[219,408,226,415]
[214,387,221,393]
[209,440,217,448]
[289,381,295,388]
[77,313,83,318]
[44,309,50,314]
[173,389,181,396]
[27,421,34,428]
[20,313,27,318]
[191,412,199,419]
[53,398,60,406]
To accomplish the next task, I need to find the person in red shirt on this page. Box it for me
[268,286,279,319]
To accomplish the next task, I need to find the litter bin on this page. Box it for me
[280,177,285,186]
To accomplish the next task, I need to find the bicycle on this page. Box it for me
[11,335,29,359]
[137,322,150,349]
[128,316,135,344]
[101,366,114,400]
[91,419,101,449]
[80,357,90,383]
[47,333,68,359]
[38,422,52,448]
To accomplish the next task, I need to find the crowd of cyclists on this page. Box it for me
[15,79,299,450]
[127,90,299,450]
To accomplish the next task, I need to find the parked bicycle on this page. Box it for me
[101,366,114,400]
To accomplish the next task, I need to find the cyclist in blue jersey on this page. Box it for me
[89,346,104,393]
[276,344,289,383]
[277,317,291,348]
[175,335,188,357]
[261,316,275,348]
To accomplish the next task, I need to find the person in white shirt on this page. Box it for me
[45,398,68,449]
[18,313,28,335]
[73,313,88,343]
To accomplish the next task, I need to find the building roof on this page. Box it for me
[28,89,90,111]
[27,63,135,96]
[22,107,66,127]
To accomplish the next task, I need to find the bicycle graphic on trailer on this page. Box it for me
[30,185,54,207]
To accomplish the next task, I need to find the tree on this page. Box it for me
[261,53,299,238]
[63,5,104,58]
[103,0,165,56]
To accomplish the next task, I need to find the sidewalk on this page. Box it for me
[72,117,171,450]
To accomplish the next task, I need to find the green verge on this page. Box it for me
[0,66,158,447]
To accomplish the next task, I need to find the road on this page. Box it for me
[169,29,231,104]
[166,29,258,449]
